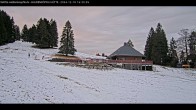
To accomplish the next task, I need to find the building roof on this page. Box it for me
[109,43,145,58]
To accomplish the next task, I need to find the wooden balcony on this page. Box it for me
[107,59,153,65]
[86,59,153,65]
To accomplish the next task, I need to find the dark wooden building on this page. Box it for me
[108,42,153,70]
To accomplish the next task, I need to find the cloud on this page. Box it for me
[1,6,196,55]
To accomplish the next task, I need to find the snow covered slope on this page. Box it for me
[0,41,196,103]
[75,52,106,59]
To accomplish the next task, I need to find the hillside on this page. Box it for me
[0,41,196,103]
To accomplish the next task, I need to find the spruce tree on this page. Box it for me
[180,51,185,64]
[44,18,51,47]
[35,18,58,48]
[6,17,15,43]
[127,39,134,47]
[36,18,50,48]
[151,23,168,65]
[3,12,14,43]
[35,18,43,45]
[28,24,37,43]
[0,15,7,45]
[189,31,196,55]
[28,27,33,42]
[49,19,58,47]
[144,27,154,60]
[188,31,196,64]
[168,37,178,67]
[10,17,15,43]
[59,20,77,56]
[21,24,28,42]
[0,10,16,44]
[14,25,20,41]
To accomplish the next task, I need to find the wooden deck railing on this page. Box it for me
[107,60,153,64]
[85,59,153,65]
[52,57,153,65]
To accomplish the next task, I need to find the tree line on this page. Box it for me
[177,29,196,67]
[21,18,77,55]
[144,23,196,67]
[21,18,58,48]
[1,10,195,66]
[0,10,77,56]
[0,10,20,45]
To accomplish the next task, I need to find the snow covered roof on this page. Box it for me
[109,44,145,58]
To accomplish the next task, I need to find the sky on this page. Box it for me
[1,6,196,55]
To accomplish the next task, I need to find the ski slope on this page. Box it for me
[0,41,196,103]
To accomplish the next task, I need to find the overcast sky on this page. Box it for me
[1,6,196,55]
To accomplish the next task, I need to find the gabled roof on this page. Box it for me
[109,44,145,58]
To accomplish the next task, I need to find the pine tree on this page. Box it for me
[14,25,20,41]
[36,18,50,48]
[127,39,134,47]
[0,10,16,44]
[35,18,58,48]
[180,50,185,64]
[10,17,15,43]
[59,20,77,56]
[168,37,178,67]
[28,24,37,43]
[28,27,33,42]
[2,12,13,43]
[188,31,196,64]
[21,24,29,42]
[151,23,168,65]
[8,17,15,43]
[0,14,7,45]
[169,37,177,56]
[144,27,154,60]
[44,18,51,47]
[189,31,196,55]
[35,18,43,45]
[49,19,58,47]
